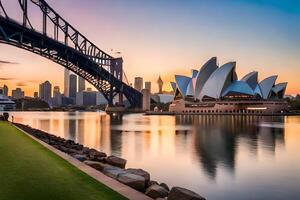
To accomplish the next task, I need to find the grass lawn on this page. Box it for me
[0,122,127,200]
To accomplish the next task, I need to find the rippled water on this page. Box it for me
[8,112,300,200]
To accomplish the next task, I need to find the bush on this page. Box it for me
[3,112,9,121]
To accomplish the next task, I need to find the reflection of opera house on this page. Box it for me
[169,57,288,114]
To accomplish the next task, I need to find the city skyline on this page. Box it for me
[0,0,299,96]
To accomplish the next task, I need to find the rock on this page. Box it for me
[160,183,170,192]
[145,184,169,199]
[126,168,150,184]
[167,187,205,200]
[73,154,87,162]
[117,173,146,192]
[147,180,159,187]
[89,149,107,160]
[106,155,127,169]
[103,166,126,179]
[82,147,90,154]
[84,161,111,171]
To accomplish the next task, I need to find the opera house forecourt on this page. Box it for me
[169,57,288,115]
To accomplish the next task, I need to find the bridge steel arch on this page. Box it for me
[0,0,142,108]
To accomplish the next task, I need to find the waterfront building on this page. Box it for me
[141,89,151,111]
[52,86,62,106]
[134,77,143,91]
[145,81,152,92]
[169,57,288,114]
[34,92,38,98]
[64,68,70,97]
[0,94,16,111]
[157,76,163,94]
[69,74,77,103]
[39,81,52,104]
[78,76,86,92]
[3,85,8,96]
[75,90,108,106]
[12,88,24,99]
[76,90,97,106]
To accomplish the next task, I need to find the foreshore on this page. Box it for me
[13,122,206,200]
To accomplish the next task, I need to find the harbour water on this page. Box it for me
[9,112,300,200]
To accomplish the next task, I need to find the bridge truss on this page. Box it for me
[0,0,142,108]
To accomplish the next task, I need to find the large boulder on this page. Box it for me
[117,173,146,192]
[126,168,150,184]
[106,155,127,169]
[145,184,169,199]
[168,187,205,200]
[88,149,107,160]
[160,183,170,192]
[73,154,88,162]
[103,166,126,179]
[84,161,111,171]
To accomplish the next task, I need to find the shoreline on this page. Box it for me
[13,122,206,200]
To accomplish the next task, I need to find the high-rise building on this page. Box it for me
[12,88,25,99]
[64,68,70,97]
[52,86,62,106]
[76,90,97,106]
[69,74,77,103]
[34,92,38,98]
[78,76,86,92]
[145,81,151,92]
[3,85,8,96]
[142,89,151,111]
[39,81,52,103]
[134,77,143,91]
[157,76,163,94]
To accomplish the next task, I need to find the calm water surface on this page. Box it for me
[9,112,300,200]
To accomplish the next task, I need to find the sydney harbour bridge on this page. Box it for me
[0,0,143,108]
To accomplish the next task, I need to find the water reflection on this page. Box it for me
[176,115,285,179]
[11,112,300,200]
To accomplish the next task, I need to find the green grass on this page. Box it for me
[0,122,127,200]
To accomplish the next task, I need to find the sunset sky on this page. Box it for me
[0,0,299,96]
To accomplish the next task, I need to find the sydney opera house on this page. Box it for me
[169,57,288,114]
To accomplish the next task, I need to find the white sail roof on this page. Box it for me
[272,82,287,99]
[194,57,218,99]
[170,82,177,92]
[259,75,277,99]
[175,75,191,97]
[200,62,236,100]
[222,81,254,97]
[241,71,258,90]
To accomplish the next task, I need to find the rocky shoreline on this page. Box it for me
[14,123,206,200]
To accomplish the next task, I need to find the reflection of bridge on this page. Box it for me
[0,0,142,108]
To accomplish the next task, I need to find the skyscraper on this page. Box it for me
[12,88,24,99]
[39,81,52,103]
[78,76,86,92]
[134,77,143,92]
[34,92,38,98]
[157,76,163,94]
[53,86,62,106]
[145,81,151,92]
[64,68,70,97]
[3,85,8,96]
[69,74,77,102]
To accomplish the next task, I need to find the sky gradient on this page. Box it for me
[0,0,299,96]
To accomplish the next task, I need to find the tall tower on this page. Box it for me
[134,77,143,92]
[64,68,70,97]
[78,76,86,92]
[39,81,52,103]
[157,76,163,94]
[145,81,151,92]
[3,85,8,96]
[69,74,77,103]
